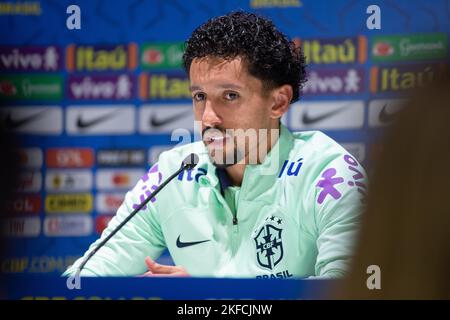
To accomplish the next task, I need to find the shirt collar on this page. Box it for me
[216,167,233,195]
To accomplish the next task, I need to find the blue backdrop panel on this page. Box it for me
[0,0,448,275]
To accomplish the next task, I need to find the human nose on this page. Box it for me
[201,100,221,127]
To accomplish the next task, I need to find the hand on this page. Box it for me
[140,256,189,277]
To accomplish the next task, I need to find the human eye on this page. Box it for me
[192,92,206,102]
[224,91,239,101]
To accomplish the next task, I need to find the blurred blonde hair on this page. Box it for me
[338,79,450,299]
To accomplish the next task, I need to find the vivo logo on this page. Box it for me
[0,46,62,71]
[303,68,364,95]
[68,74,134,100]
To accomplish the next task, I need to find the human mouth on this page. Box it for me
[203,129,231,148]
[207,135,230,148]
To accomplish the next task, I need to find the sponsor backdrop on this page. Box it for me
[0,0,448,275]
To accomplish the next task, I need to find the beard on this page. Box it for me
[201,125,278,170]
[209,143,245,168]
[202,127,247,168]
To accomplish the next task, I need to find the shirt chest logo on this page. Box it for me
[176,235,210,248]
[253,216,284,270]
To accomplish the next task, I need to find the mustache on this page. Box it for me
[202,126,226,137]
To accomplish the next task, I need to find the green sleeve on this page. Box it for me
[310,153,367,278]
[63,164,166,277]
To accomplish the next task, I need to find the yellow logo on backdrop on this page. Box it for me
[379,66,434,91]
[76,46,126,70]
[369,64,446,93]
[295,36,367,64]
[45,194,93,213]
[250,0,302,8]
[66,44,137,71]
[149,74,190,99]
[303,39,355,64]
[0,1,41,15]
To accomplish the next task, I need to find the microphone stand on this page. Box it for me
[77,156,198,274]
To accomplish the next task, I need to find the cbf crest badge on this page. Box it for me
[253,215,284,270]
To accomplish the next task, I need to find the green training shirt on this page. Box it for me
[65,124,367,279]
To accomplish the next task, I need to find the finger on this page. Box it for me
[146,257,178,274]
[145,256,154,270]
[146,257,187,274]
[149,262,180,274]
[143,272,189,278]
[137,270,153,277]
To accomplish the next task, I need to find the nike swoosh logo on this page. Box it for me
[150,110,191,128]
[302,107,344,125]
[76,111,118,129]
[176,235,210,248]
[4,109,49,129]
[379,103,397,123]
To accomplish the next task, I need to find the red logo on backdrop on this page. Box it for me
[46,218,59,233]
[143,49,163,64]
[0,81,17,96]
[16,171,41,192]
[5,195,41,215]
[17,149,29,166]
[96,193,125,213]
[96,215,113,234]
[105,195,123,210]
[112,173,129,187]
[373,42,394,57]
[14,148,43,168]
[47,148,94,168]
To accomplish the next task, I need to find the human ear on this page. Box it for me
[270,85,293,119]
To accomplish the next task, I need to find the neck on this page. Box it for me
[225,123,281,186]
[224,163,246,187]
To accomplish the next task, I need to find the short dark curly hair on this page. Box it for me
[183,11,307,103]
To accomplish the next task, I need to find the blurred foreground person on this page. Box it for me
[338,79,450,299]
[0,123,20,298]
[0,124,20,258]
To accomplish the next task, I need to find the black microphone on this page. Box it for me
[76,153,199,274]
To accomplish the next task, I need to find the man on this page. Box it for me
[65,12,367,278]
